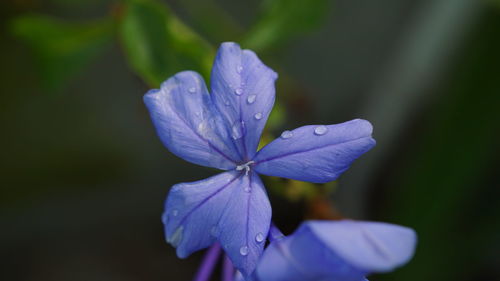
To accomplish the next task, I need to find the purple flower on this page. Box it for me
[250,220,417,281]
[143,42,376,277]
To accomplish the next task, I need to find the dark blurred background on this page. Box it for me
[1,0,499,280]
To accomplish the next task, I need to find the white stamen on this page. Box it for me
[236,161,255,175]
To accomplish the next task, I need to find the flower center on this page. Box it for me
[236,161,255,175]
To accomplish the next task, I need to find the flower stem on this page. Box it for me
[193,243,222,281]
[222,255,234,281]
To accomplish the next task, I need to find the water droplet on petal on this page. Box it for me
[172,209,179,216]
[197,120,209,135]
[247,94,256,104]
[231,121,245,140]
[254,112,263,120]
[167,226,184,247]
[188,87,196,93]
[235,88,243,96]
[244,186,251,193]
[236,66,243,73]
[281,130,293,139]
[239,245,249,256]
[255,233,265,243]
[224,100,230,106]
[210,226,220,237]
[314,125,328,135]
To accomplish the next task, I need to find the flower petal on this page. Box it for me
[217,172,272,277]
[304,220,417,272]
[256,231,365,281]
[253,119,375,183]
[234,271,244,281]
[163,171,237,258]
[163,171,271,277]
[255,220,416,281]
[144,71,241,170]
[211,42,278,160]
[255,239,309,281]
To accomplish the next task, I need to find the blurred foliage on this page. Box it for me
[120,0,213,87]
[489,0,500,8]
[265,175,336,203]
[379,8,500,281]
[48,0,105,8]
[10,14,113,92]
[242,0,329,52]
[264,101,286,133]
[9,0,328,91]
[178,0,244,44]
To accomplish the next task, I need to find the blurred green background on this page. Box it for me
[1,0,499,280]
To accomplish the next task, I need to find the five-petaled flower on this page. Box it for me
[143,42,376,278]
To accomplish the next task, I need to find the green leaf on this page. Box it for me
[120,0,214,87]
[10,14,113,92]
[241,0,329,52]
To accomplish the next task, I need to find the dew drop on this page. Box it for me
[255,233,265,243]
[254,112,263,120]
[244,186,251,193]
[188,87,196,93]
[280,130,293,139]
[224,100,230,106]
[239,245,249,256]
[235,88,243,96]
[231,121,245,140]
[236,66,243,73]
[167,226,184,247]
[314,125,328,135]
[247,94,256,104]
[197,120,209,135]
[210,226,220,237]
[172,209,179,216]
